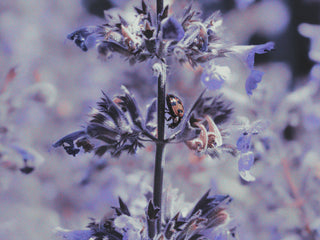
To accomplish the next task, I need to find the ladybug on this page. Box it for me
[166,94,184,129]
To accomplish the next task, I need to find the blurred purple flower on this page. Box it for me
[231,42,274,95]
[236,133,252,153]
[201,64,231,90]
[235,119,269,181]
[162,17,185,41]
[67,26,102,52]
[246,42,274,69]
[11,145,44,174]
[238,151,254,171]
[245,69,264,95]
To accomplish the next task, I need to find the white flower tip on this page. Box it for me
[239,170,256,182]
[152,63,163,77]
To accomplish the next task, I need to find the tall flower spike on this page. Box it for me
[53,86,157,158]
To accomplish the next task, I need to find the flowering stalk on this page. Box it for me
[50,0,280,238]
[153,65,166,233]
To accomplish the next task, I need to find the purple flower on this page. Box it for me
[236,133,252,153]
[235,119,269,181]
[245,69,264,95]
[11,145,44,174]
[238,151,255,181]
[201,64,231,90]
[246,42,275,69]
[231,42,274,95]
[238,151,254,171]
[66,3,230,66]
[162,17,185,41]
[67,26,102,52]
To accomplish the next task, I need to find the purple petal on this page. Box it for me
[238,152,256,181]
[201,65,230,90]
[245,69,264,95]
[67,26,101,52]
[236,134,252,153]
[201,72,225,90]
[238,151,254,171]
[162,17,185,41]
[247,42,275,69]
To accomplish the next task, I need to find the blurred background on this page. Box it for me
[1,0,320,239]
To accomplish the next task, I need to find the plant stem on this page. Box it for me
[153,64,166,233]
[153,0,165,234]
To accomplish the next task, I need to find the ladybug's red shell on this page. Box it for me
[167,94,184,118]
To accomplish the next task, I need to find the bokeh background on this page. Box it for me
[1,0,320,239]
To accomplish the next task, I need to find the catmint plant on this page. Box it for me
[53,0,274,239]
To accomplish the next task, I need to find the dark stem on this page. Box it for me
[153,65,166,234]
[153,143,164,232]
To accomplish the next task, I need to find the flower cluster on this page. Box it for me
[181,92,237,159]
[67,0,229,66]
[53,86,238,162]
[56,189,233,240]
[67,0,275,96]
[53,86,157,158]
